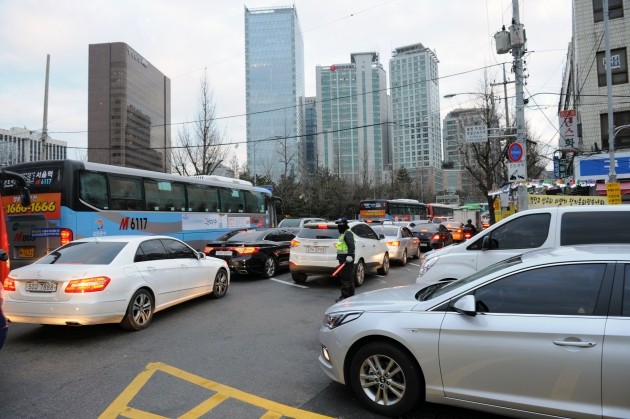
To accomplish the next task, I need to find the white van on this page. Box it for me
[417,205,630,284]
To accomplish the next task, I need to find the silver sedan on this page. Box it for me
[370,225,420,265]
[318,244,630,418]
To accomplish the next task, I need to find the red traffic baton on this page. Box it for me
[332,262,346,277]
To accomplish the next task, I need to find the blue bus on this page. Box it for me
[1,160,280,269]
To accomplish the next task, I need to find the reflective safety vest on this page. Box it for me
[337,233,348,253]
[337,232,354,253]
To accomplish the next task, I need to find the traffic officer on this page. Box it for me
[334,217,355,302]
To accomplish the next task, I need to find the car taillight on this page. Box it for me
[290,239,300,247]
[457,228,462,233]
[3,276,15,292]
[386,240,401,247]
[232,247,259,255]
[432,234,440,240]
[65,277,111,293]
[60,228,73,246]
[316,224,329,229]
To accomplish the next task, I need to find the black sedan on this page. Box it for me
[411,223,453,251]
[204,228,298,278]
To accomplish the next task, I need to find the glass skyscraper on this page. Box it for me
[244,6,304,181]
[316,52,390,184]
[390,43,441,195]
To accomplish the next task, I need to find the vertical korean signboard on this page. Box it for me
[559,110,577,151]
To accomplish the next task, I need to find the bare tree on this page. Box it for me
[171,74,229,175]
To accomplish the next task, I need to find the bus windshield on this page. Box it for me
[1,160,278,269]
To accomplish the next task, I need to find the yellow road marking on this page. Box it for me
[100,362,333,419]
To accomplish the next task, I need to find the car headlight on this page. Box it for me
[419,256,440,276]
[323,311,363,329]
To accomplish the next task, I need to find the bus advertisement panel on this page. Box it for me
[1,160,279,269]
[359,199,426,221]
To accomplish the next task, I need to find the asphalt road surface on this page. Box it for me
[1,259,506,419]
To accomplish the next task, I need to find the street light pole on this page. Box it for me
[603,0,617,183]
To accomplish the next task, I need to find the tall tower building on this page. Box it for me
[245,6,304,181]
[389,43,442,197]
[88,42,171,172]
[302,97,318,176]
[316,52,390,184]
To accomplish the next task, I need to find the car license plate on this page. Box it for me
[215,250,232,256]
[305,246,326,253]
[420,243,428,247]
[18,246,35,258]
[26,281,58,293]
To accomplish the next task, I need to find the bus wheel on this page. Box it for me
[121,289,154,331]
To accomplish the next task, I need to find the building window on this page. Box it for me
[593,0,624,22]
[600,110,630,150]
[596,48,628,86]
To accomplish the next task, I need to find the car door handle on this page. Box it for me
[553,340,597,348]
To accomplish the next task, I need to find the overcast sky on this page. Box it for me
[0,0,572,168]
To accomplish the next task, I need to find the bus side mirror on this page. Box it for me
[20,187,31,208]
[0,249,7,262]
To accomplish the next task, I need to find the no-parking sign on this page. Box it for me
[508,142,524,163]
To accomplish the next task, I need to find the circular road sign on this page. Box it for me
[508,142,524,163]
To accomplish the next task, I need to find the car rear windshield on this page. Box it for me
[279,219,301,227]
[561,211,630,245]
[36,242,127,265]
[298,226,338,239]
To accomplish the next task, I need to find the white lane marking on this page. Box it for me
[270,278,309,289]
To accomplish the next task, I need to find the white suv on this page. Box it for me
[278,217,326,228]
[289,220,390,286]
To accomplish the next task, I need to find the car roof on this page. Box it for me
[522,244,630,263]
[73,235,176,244]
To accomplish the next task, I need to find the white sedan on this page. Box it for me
[3,235,229,331]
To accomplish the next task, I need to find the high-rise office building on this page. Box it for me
[245,6,304,181]
[302,97,318,176]
[442,109,487,202]
[316,52,390,184]
[88,42,171,172]
[389,43,442,197]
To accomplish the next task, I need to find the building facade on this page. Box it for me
[316,52,390,184]
[88,42,171,173]
[245,6,305,181]
[442,109,488,203]
[0,127,66,165]
[561,1,630,156]
[389,43,442,197]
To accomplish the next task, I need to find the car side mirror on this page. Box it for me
[378,234,385,239]
[481,235,497,250]
[453,295,477,317]
[0,249,7,262]
[197,251,206,259]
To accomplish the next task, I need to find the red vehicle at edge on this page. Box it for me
[0,170,30,350]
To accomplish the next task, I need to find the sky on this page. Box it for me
[0,0,573,170]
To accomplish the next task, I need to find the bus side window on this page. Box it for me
[79,171,108,209]
[186,184,219,212]
[109,175,143,211]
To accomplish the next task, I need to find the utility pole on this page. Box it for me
[41,54,50,161]
[493,0,528,210]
